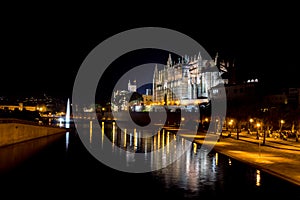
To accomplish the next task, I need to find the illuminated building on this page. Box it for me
[152,52,228,106]
[128,79,137,92]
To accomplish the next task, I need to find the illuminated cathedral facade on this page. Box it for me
[152,52,228,106]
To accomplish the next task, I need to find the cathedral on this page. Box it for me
[152,52,228,106]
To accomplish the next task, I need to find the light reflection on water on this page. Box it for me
[84,121,300,197]
[1,121,300,198]
[0,133,65,174]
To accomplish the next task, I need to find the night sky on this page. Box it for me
[1,5,299,101]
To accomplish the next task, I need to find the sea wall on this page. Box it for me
[0,119,66,147]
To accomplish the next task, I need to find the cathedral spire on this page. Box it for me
[197,52,202,60]
[214,52,219,66]
[167,53,172,67]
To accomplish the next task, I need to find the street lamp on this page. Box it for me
[279,120,285,133]
[256,122,261,140]
[228,119,233,130]
[215,119,219,133]
[248,118,254,134]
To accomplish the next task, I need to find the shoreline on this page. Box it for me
[182,131,300,187]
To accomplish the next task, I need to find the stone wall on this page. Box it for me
[0,119,66,147]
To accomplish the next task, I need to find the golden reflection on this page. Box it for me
[112,122,116,144]
[228,158,232,166]
[101,122,104,147]
[193,143,197,154]
[134,128,137,150]
[123,129,127,148]
[215,152,218,166]
[158,130,160,149]
[0,133,64,173]
[256,169,261,186]
[89,121,92,143]
[167,131,170,154]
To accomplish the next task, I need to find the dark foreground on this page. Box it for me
[0,128,300,199]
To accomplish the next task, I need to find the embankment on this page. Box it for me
[0,118,66,147]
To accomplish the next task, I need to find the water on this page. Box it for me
[0,121,299,199]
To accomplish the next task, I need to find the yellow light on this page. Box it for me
[280,120,285,124]
[193,143,197,154]
[256,123,261,127]
[205,118,209,122]
[134,128,137,149]
[256,170,261,186]
[249,118,254,123]
[89,121,93,143]
[123,129,127,148]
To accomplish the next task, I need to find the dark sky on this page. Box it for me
[1,5,299,101]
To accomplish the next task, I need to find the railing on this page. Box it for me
[0,118,42,126]
[0,118,69,129]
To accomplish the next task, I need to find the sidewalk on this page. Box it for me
[181,130,300,187]
[232,131,300,151]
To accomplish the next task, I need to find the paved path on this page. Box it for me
[180,131,300,187]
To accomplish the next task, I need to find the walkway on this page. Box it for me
[180,130,300,187]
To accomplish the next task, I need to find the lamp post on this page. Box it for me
[228,119,233,130]
[256,122,261,140]
[279,119,285,140]
[248,118,254,134]
[215,118,219,134]
[279,119,285,133]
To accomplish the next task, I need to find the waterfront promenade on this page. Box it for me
[181,131,300,187]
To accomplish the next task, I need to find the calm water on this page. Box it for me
[0,121,300,199]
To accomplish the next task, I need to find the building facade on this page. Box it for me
[152,52,227,106]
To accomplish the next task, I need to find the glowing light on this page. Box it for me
[193,143,197,154]
[134,128,137,149]
[157,130,160,149]
[112,122,116,144]
[101,122,104,147]
[123,129,127,148]
[66,131,69,150]
[167,131,170,154]
[228,158,232,166]
[65,98,70,128]
[59,117,64,127]
[89,121,92,143]
[256,170,261,186]
[215,153,218,165]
